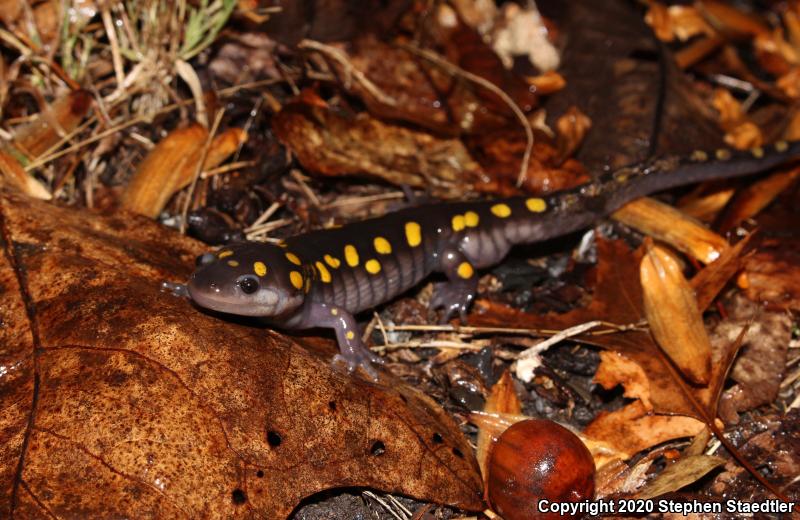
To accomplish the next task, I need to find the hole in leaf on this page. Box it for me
[370,440,386,456]
[452,447,464,459]
[267,431,282,447]
[328,400,337,411]
[432,432,443,444]
[232,489,247,505]
[256,470,264,478]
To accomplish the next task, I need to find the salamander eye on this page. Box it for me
[238,275,260,294]
[196,253,216,266]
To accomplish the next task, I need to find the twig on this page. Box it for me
[399,43,533,187]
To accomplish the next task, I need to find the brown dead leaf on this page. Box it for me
[678,187,735,222]
[739,185,800,311]
[613,197,729,264]
[715,295,791,425]
[584,401,705,460]
[476,371,521,479]
[0,187,483,517]
[636,454,726,499]
[555,106,591,163]
[0,150,50,199]
[11,89,92,159]
[640,242,712,385]
[122,125,247,218]
[594,351,652,410]
[273,100,483,198]
[469,132,590,196]
[716,165,800,234]
[318,34,524,136]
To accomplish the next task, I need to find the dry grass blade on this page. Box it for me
[640,240,712,385]
[614,197,729,264]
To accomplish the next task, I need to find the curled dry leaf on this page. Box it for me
[272,100,483,198]
[613,197,729,264]
[641,242,712,385]
[716,165,800,233]
[475,371,521,480]
[122,125,248,218]
[0,150,50,200]
[525,71,566,95]
[0,187,483,517]
[11,89,92,159]
[636,454,726,499]
[678,187,735,222]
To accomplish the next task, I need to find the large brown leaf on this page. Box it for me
[0,188,483,518]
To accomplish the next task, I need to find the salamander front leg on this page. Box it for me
[304,302,384,380]
[430,248,478,324]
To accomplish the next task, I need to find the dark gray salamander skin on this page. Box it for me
[181,141,800,378]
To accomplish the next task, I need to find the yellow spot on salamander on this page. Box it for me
[715,149,731,160]
[253,261,267,277]
[457,262,474,279]
[344,245,359,267]
[491,203,512,218]
[218,250,233,259]
[289,271,303,290]
[346,331,355,340]
[526,198,547,213]
[331,308,338,316]
[464,211,480,227]
[690,150,708,162]
[315,261,331,283]
[365,259,381,274]
[285,252,302,265]
[227,260,239,267]
[324,254,341,268]
[776,140,789,152]
[374,237,392,255]
[452,214,466,231]
[751,147,764,158]
[405,222,421,247]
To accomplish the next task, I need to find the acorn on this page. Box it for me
[487,419,595,520]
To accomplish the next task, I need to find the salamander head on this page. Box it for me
[187,243,306,318]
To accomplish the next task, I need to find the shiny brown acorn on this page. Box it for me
[487,419,595,520]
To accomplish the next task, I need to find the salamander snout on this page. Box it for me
[186,243,306,318]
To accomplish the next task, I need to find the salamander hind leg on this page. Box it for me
[430,247,479,324]
[304,302,384,380]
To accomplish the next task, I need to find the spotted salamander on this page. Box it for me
[170,141,800,378]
